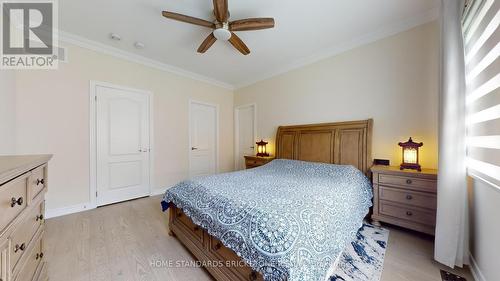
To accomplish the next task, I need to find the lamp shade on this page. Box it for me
[256,140,269,157]
[398,137,423,171]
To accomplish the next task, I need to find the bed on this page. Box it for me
[162,119,373,281]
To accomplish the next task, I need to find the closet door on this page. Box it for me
[235,104,256,170]
[189,101,218,178]
[96,84,150,206]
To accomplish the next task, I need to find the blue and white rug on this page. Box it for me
[330,223,389,281]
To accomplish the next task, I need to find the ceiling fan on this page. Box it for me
[162,0,275,55]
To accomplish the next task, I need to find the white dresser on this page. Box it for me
[0,155,52,281]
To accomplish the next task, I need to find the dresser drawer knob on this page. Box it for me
[193,226,200,231]
[36,178,45,185]
[14,243,26,253]
[406,194,413,200]
[36,252,44,260]
[10,196,23,207]
[215,242,222,250]
[406,179,412,184]
[406,211,413,216]
[36,214,44,221]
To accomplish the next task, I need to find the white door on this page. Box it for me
[96,85,150,206]
[235,104,256,170]
[189,101,218,177]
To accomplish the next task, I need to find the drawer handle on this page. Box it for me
[36,214,44,221]
[406,179,413,184]
[176,213,182,218]
[193,226,200,231]
[406,211,413,216]
[10,197,23,207]
[14,243,26,253]
[249,270,258,281]
[214,242,222,250]
[36,252,44,260]
[36,178,45,185]
[406,194,413,200]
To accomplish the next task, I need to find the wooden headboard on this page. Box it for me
[275,119,373,175]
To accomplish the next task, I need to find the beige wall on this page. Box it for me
[0,70,16,154]
[15,43,234,211]
[235,22,439,169]
[469,178,500,281]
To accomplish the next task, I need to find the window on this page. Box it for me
[463,0,500,187]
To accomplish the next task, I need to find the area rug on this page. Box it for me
[330,223,389,281]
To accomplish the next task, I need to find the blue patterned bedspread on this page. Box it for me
[162,159,373,281]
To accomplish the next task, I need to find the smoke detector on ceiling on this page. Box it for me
[109,33,121,41]
[134,42,145,49]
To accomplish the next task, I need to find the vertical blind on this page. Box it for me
[462,0,500,187]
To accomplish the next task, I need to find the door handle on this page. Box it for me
[250,146,254,149]
[191,147,198,150]
[138,149,149,153]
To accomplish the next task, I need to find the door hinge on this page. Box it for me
[96,191,98,197]
[95,95,97,101]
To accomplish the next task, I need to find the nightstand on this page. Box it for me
[244,156,275,169]
[371,165,438,235]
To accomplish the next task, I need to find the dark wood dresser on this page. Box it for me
[0,155,52,281]
[371,165,437,235]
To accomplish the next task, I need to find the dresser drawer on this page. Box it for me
[0,239,10,281]
[10,200,45,272]
[245,159,259,165]
[173,208,204,244]
[245,159,266,168]
[209,236,262,281]
[0,174,29,234]
[33,260,46,281]
[379,186,436,210]
[245,164,259,169]
[379,201,436,226]
[29,166,46,202]
[244,157,274,169]
[378,174,436,192]
[14,232,43,281]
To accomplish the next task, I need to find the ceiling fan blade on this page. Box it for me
[213,0,229,23]
[228,32,250,55]
[197,33,217,53]
[230,18,275,31]
[162,11,215,28]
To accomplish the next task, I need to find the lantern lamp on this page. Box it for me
[398,137,423,171]
[256,139,269,157]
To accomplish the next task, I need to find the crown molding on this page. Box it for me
[234,7,439,90]
[58,31,235,90]
[57,7,438,92]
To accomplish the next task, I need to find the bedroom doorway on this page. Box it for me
[189,100,219,178]
[91,81,152,207]
[235,104,256,170]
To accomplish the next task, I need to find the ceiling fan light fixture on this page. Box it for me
[213,28,231,41]
[213,22,231,41]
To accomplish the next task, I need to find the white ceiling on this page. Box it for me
[59,0,439,88]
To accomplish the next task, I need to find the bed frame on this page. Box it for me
[168,119,373,281]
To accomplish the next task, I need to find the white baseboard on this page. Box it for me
[150,188,166,196]
[45,202,92,219]
[469,252,486,281]
[45,190,166,219]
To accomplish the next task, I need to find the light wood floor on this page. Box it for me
[45,196,474,281]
